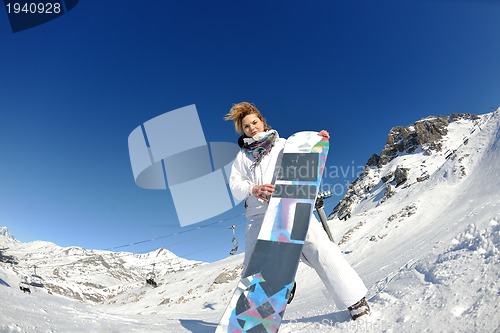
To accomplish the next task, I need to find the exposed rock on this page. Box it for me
[213,264,243,285]
[388,204,418,223]
[330,195,355,221]
[394,166,409,187]
[329,165,376,220]
[45,283,105,302]
[338,221,366,245]
[449,113,480,122]
[159,298,171,305]
[328,112,475,221]
[338,208,352,221]
[366,154,380,167]
[381,172,394,183]
[380,184,395,204]
[0,248,18,264]
[379,116,449,167]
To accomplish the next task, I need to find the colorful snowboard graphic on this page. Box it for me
[216,131,329,333]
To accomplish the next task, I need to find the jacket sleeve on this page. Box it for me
[229,151,254,201]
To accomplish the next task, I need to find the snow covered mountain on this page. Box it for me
[0,109,499,333]
[0,231,202,303]
[329,112,483,221]
[0,226,17,243]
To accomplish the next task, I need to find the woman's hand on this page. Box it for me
[252,184,275,202]
[318,130,330,140]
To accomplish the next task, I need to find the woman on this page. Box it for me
[225,102,370,320]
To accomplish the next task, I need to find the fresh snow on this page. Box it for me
[1,111,499,333]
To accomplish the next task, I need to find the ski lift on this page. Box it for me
[30,265,44,288]
[463,137,469,145]
[145,263,158,288]
[444,150,455,160]
[417,170,429,182]
[19,276,31,294]
[30,274,44,288]
[229,225,239,255]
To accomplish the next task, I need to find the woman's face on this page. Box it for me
[241,114,265,138]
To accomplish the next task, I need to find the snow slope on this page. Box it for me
[0,232,202,304]
[1,110,499,333]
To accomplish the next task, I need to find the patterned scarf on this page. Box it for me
[243,130,278,171]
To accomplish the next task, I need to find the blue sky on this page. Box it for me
[1,0,499,262]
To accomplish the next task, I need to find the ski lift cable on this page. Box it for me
[126,222,247,266]
[15,200,332,270]
[103,212,245,251]
[132,225,247,264]
[128,240,237,267]
[20,187,370,270]
[126,227,238,260]
[30,235,234,270]
[106,219,246,259]
[27,200,339,271]
[26,215,246,269]
[154,220,246,250]
[178,242,232,258]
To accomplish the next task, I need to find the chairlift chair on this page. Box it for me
[229,225,239,255]
[445,150,455,160]
[19,276,31,294]
[30,270,44,288]
[146,264,158,288]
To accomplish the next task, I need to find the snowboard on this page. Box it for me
[216,131,329,333]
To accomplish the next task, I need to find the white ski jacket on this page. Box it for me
[229,134,286,218]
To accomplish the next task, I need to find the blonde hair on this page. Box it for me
[224,102,271,133]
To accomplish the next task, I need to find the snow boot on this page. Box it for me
[348,297,370,320]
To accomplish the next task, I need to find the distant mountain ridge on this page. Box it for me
[0,229,202,302]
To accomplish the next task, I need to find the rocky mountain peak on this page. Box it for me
[0,226,17,243]
[369,113,480,168]
[376,116,449,167]
[329,112,483,220]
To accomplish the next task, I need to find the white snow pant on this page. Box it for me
[243,214,368,310]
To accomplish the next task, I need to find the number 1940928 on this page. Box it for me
[5,2,62,14]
